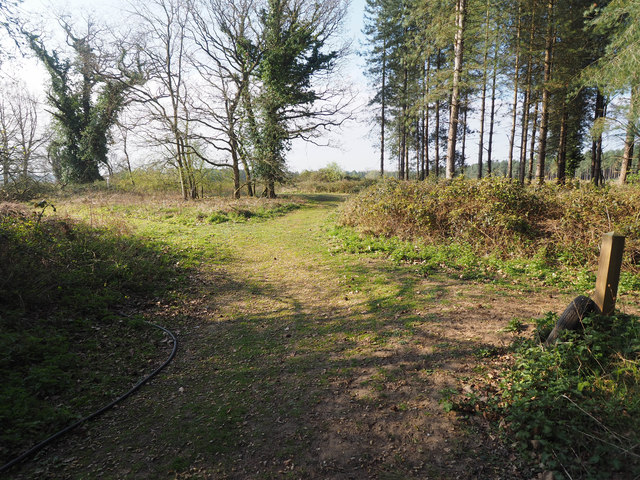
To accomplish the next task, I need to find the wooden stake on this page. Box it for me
[593,232,625,315]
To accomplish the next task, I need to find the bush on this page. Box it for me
[339,178,640,276]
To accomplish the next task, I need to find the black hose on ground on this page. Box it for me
[0,322,178,474]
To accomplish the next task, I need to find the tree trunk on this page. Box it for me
[423,61,430,179]
[403,64,409,180]
[446,0,466,179]
[519,95,530,184]
[461,103,467,174]
[620,126,635,185]
[398,120,405,180]
[536,0,555,185]
[240,156,254,197]
[519,1,536,184]
[596,126,604,185]
[230,130,241,198]
[528,99,539,183]
[591,92,606,185]
[619,87,637,185]
[265,180,276,198]
[487,45,498,176]
[556,97,568,184]
[380,39,387,178]
[591,91,602,184]
[435,99,440,177]
[507,7,522,180]
[418,116,424,180]
[405,128,410,179]
[477,0,490,179]
[434,50,441,178]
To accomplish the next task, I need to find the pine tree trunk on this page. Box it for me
[461,105,467,175]
[487,45,498,176]
[434,50,442,178]
[381,40,387,178]
[620,127,635,185]
[556,97,568,184]
[536,0,555,185]
[423,58,430,178]
[477,1,490,180]
[528,99,539,183]
[619,87,637,185]
[399,120,405,180]
[435,99,440,177]
[591,91,606,185]
[518,1,536,184]
[519,95,530,184]
[507,8,522,180]
[405,128,410,179]
[446,0,466,179]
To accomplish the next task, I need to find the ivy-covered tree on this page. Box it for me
[26,20,140,183]
[254,0,350,198]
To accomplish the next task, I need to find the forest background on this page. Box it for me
[1,0,639,198]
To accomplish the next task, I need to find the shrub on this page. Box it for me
[339,178,640,276]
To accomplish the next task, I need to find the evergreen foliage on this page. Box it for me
[360,0,640,184]
[254,0,343,197]
[26,25,140,184]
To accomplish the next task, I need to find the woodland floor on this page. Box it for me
[6,194,636,480]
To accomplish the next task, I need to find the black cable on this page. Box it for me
[0,322,178,474]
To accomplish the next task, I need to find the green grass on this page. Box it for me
[329,224,604,293]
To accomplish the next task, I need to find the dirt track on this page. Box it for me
[8,196,585,479]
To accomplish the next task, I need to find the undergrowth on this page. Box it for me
[482,314,640,479]
[0,203,180,465]
[330,224,598,292]
[338,178,640,290]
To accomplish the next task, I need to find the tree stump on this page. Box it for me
[545,295,600,346]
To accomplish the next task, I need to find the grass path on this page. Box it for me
[9,195,573,479]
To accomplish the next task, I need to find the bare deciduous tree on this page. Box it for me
[128,0,201,199]
[0,82,47,189]
[189,0,262,198]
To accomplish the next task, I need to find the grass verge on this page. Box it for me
[0,202,180,465]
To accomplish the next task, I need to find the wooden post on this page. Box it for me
[593,232,625,315]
